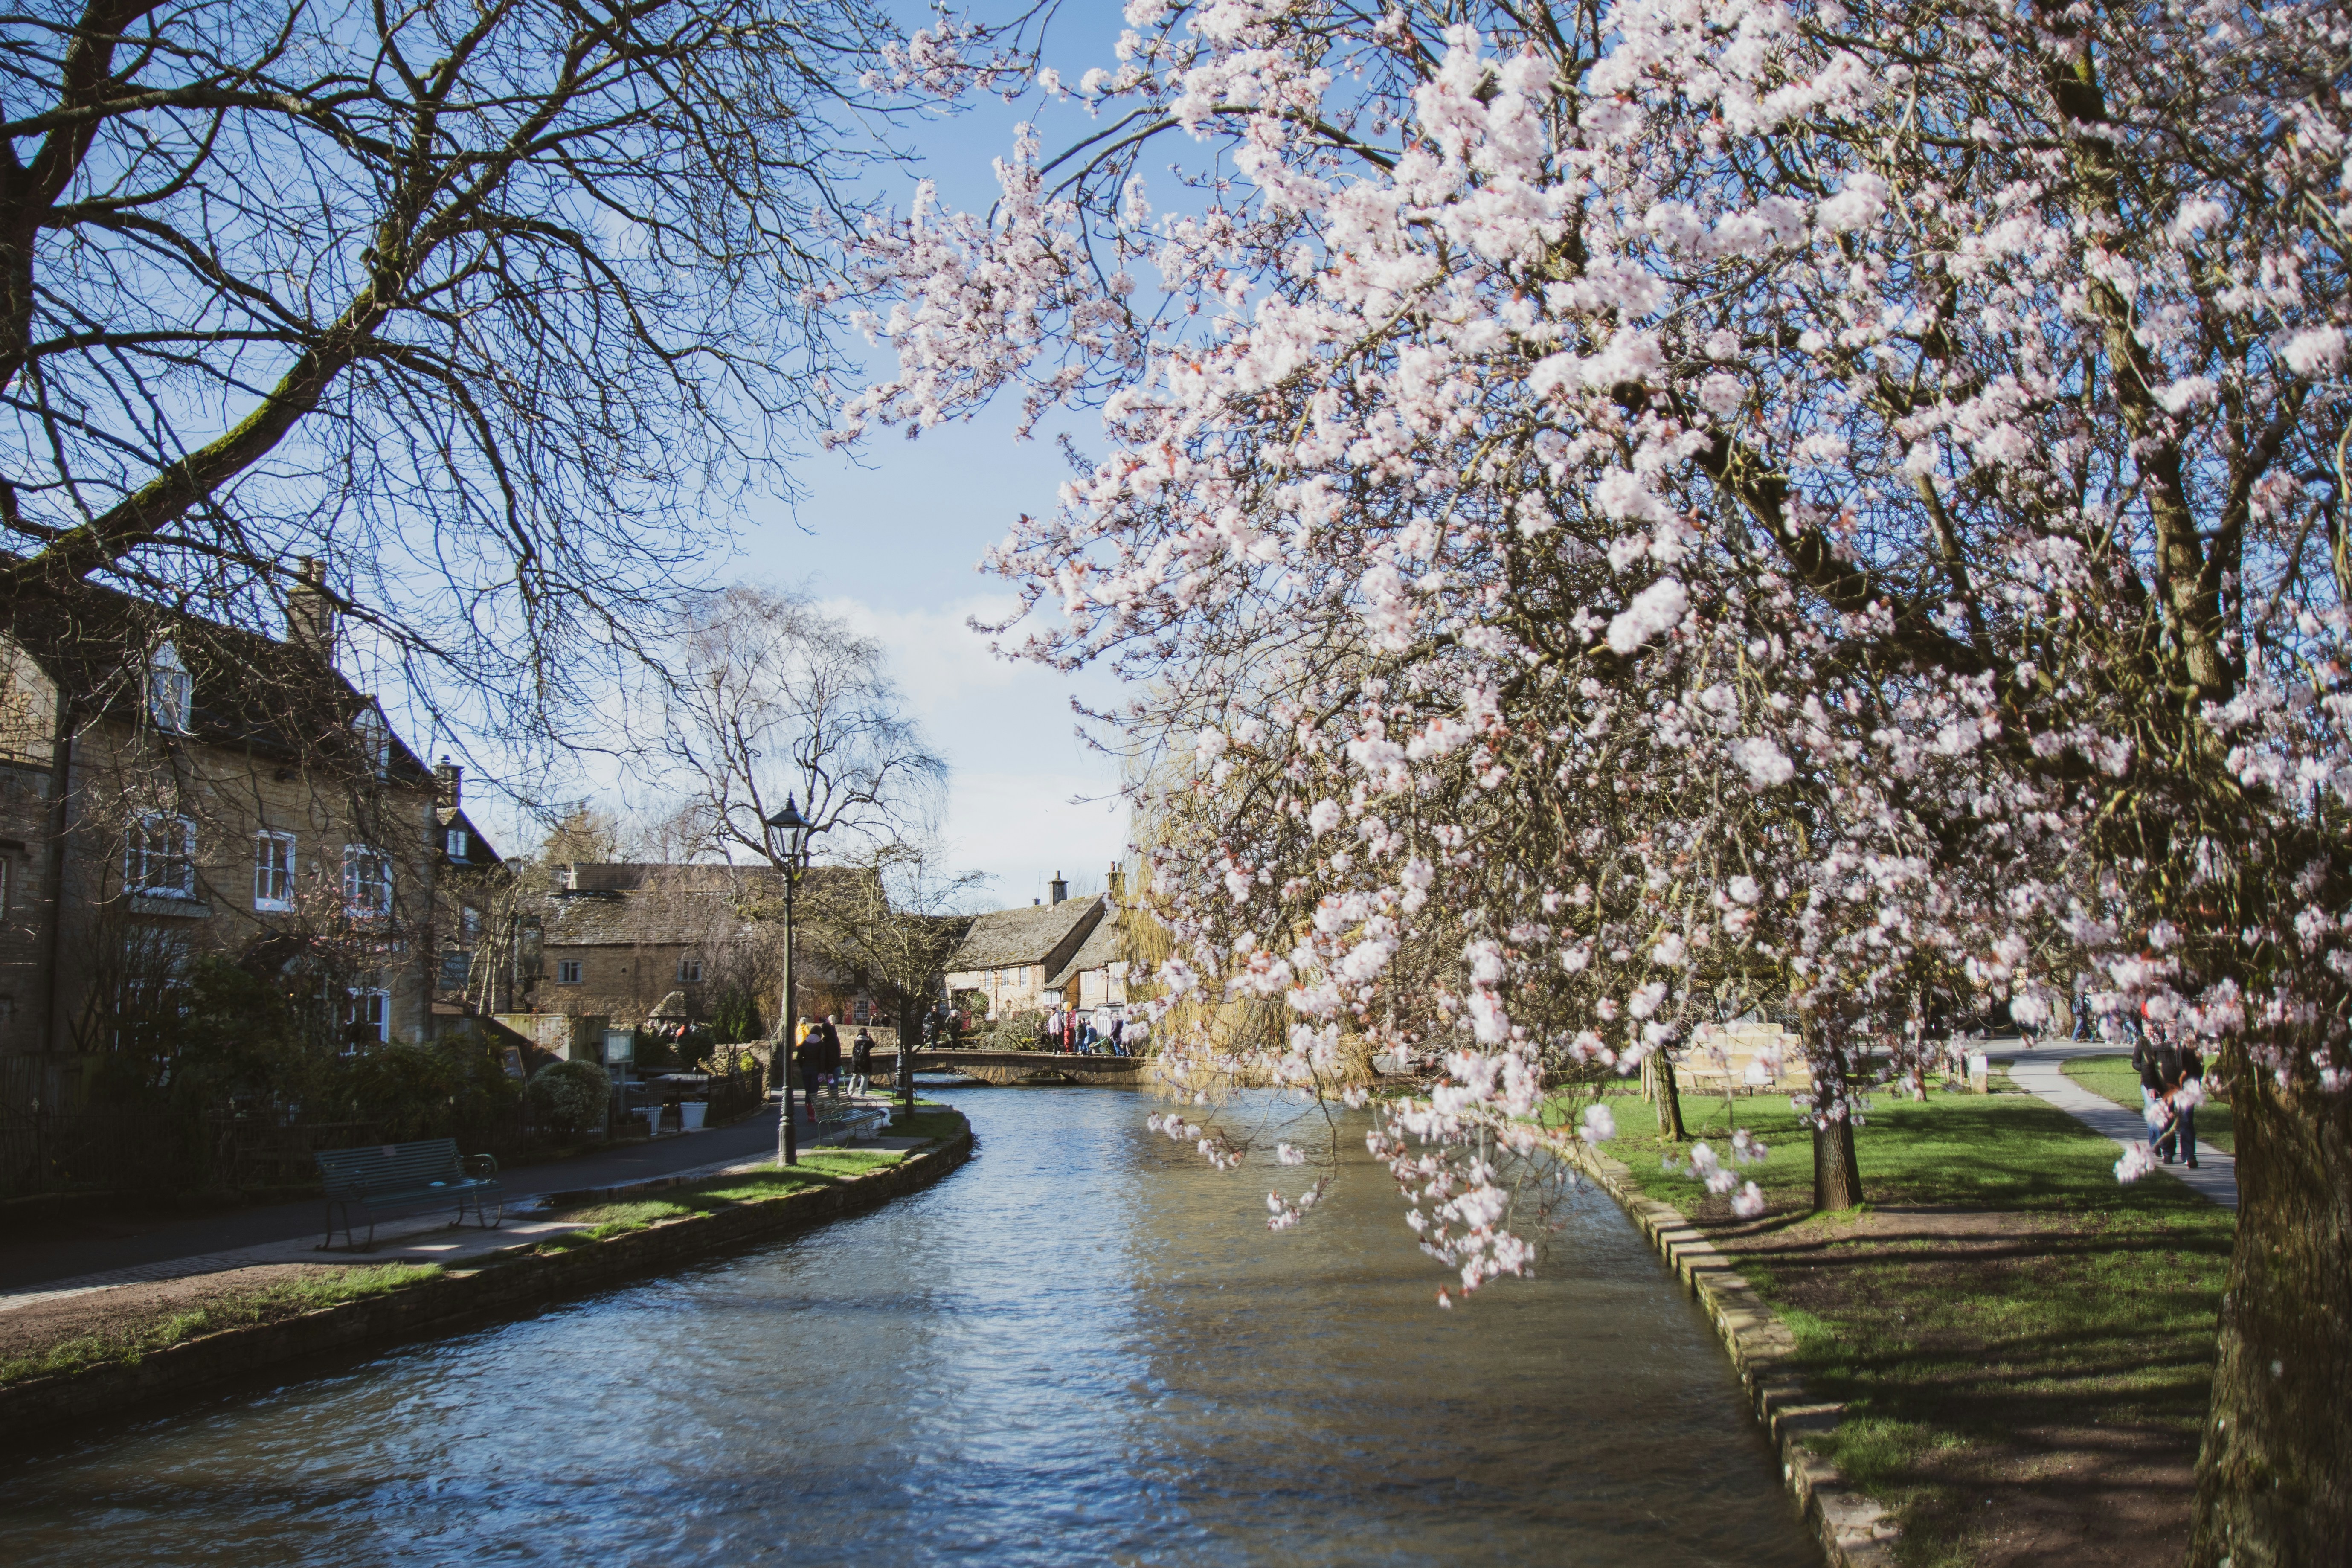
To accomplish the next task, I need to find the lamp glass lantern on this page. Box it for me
[763,797,809,865]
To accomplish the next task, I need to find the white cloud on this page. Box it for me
[821,593,1132,906]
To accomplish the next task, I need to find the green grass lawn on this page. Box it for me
[1569,1082,2233,1565]
[0,1263,442,1387]
[2059,1053,2235,1153]
[541,1147,917,1249]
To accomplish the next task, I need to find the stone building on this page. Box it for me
[0,563,447,1111]
[945,874,1110,1019]
[428,759,512,1027]
[510,862,894,1051]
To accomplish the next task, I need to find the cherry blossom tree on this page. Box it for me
[835,3,2352,1558]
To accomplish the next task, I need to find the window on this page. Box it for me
[461,906,482,943]
[677,957,703,983]
[853,995,871,1025]
[344,988,390,1045]
[126,814,196,897]
[556,959,583,984]
[342,844,392,918]
[354,706,390,777]
[147,642,192,733]
[254,832,296,911]
[445,827,469,860]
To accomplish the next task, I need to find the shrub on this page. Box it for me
[527,1059,610,1137]
[343,1044,459,1142]
[981,1008,1047,1051]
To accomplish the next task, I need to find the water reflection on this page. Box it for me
[0,1087,1818,1566]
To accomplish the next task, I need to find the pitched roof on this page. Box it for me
[6,576,430,783]
[438,807,505,867]
[950,895,1106,972]
[540,863,862,947]
[1048,905,1126,988]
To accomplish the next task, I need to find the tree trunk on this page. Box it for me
[2188,1057,2352,1565]
[1654,1051,1687,1141]
[1812,1113,1864,1211]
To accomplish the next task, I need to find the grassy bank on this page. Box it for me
[1584,1079,2232,1566]
[1,1107,968,1395]
[2059,1054,2236,1153]
[0,1263,441,1386]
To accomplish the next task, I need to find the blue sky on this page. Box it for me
[693,15,1141,912]
[451,8,1157,910]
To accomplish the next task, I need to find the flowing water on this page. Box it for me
[0,1086,1819,1565]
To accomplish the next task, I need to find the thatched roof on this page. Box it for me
[950,895,1106,972]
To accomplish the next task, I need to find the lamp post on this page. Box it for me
[764,796,809,1168]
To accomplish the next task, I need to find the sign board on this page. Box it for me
[603,1028,635,1065]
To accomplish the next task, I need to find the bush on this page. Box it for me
[527,1059,610,1137]
[343,1044,459,1142]
[980,1008,1047,1051]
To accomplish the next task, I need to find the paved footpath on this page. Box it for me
[1980,1037,2237,1211]
[0,1101,918,1312]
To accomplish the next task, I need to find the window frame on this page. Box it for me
[253,831,296,912]
[146,642,192,734]
[677,956,703,983]
[556,958,583,985]
[444,826,469,860]
[341,843,393,919]
[353,706,391,778]
[126,813,197,898]
[345,987,391,1046]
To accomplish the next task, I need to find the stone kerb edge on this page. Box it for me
[1567,1141,1898,1568]
[0,1125,976,1441]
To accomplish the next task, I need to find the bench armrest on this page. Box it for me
[462,1153,501,1180]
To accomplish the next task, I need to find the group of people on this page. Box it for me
[790,1013,880,1118]
[2134,1020,2206,1170]
[2061,987,2208,1169]
[1040,1003,1138,1055]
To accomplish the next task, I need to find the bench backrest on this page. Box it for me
[316,1138,464,1196]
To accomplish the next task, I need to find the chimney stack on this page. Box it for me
[286,557,337,659]
[1049,871,1067,905]
[435,756,462,807]
[1108,863,1125,902]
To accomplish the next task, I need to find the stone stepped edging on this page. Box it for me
[1567,1142,1896,1568]
[0,1124,974,1443]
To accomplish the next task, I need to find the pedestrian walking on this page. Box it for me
[2155,1037,2205,1169]
[1045,1004,1063,1052]
[819,1014,844,1091]
[851,1026,875,1094]
[793,1026,824,1125]
[1109,1016,1126,1056]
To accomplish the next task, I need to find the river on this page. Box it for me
[0,1086,1820,1565]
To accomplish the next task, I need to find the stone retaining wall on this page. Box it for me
[0,1125,973,1442]
[1568,1141,1897,1568]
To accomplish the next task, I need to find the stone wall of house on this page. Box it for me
[46,710,440,1060]
[947,962,1052,1019]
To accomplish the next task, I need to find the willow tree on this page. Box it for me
[833,2,2352,1559]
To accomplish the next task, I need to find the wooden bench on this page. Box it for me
[315,1138,502,1250]
[808,1086,891,1144]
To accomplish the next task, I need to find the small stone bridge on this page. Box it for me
[866,1048,1153,1086]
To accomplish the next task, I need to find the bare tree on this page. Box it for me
[639,584,947,870]
[0,0,975,745]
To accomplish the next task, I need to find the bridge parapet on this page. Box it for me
[867,1048,1152,1086]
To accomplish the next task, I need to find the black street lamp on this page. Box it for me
[763,796,810,1167]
